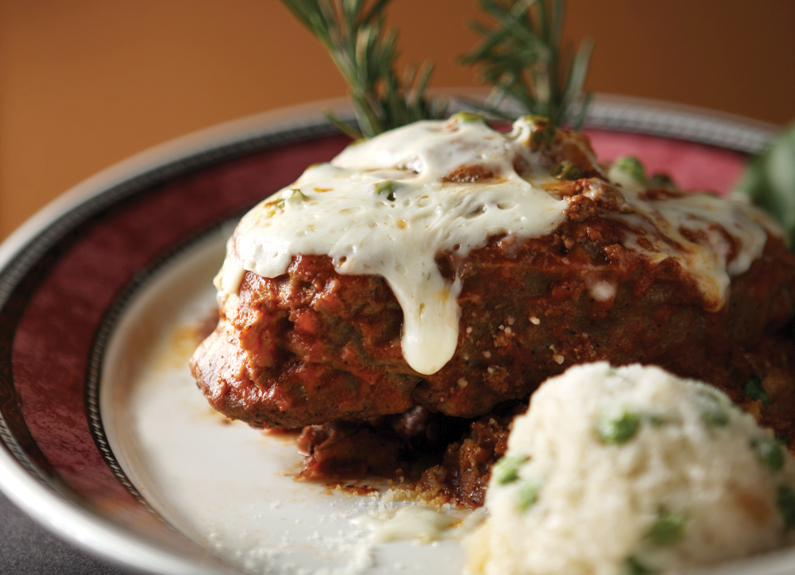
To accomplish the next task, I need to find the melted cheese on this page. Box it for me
[617,192,774,311]
[353,506,457,543]
[352,505,487,544]
[215,116,780,375]
[216,117,568,374]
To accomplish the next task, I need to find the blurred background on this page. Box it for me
[1,0,794,241]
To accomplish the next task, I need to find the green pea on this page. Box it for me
[751,437,785,472]
[288,188,308,201]
[553,161,583,181]
[624,556,655,575]
[451,111,485,123]
[777,485,795,529]
[701,408,729,428]
[647,511,685,546]
[517,481,539,512]
[374,180,396,201]
[597,410,640,444]
[530,121,557,147]
[613,156,647,184]
[745,375,773,405]
[525,114,549,124]
[493,455,527,485]
[648,172,676,190]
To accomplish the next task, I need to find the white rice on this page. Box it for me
[465,362,795,575]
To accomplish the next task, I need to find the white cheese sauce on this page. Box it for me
[606,163,778,311]
[352,505,487,544]
[215,116,780,375]
[216,117,568,375]
[618,192,774,311]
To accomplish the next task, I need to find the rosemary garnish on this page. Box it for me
[461,0,594,128]
[280,0,447,138]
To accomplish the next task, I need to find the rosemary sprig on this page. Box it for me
[280,0,447,138]
[461,0,594,129]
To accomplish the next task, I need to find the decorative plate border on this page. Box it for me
[585,97,776,154]
[0,121,340,492]
[83,219,241,522]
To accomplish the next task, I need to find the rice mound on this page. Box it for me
[465,362,795,575]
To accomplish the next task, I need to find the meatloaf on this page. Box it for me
[191,114,795,438]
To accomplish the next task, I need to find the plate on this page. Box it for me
[0,96,791,575]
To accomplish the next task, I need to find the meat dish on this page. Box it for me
[190,114,795,499]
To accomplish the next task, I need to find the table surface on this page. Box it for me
[0,491,132,575]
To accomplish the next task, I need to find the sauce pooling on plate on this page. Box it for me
[215,115,777,375]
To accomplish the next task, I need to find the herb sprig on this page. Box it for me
[461,0,594,129]
[735,122,795,247]
[280,0,447,138]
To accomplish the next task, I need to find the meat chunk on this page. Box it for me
[295,406,472,480]
[190,226,795,431]
[191,116,795,437]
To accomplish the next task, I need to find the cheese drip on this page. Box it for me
[617,192,774,311]
[216,117,568,374]
[605,165,779,312]
[215,116,779,375]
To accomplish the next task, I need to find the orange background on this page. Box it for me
[1,0,794,241]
